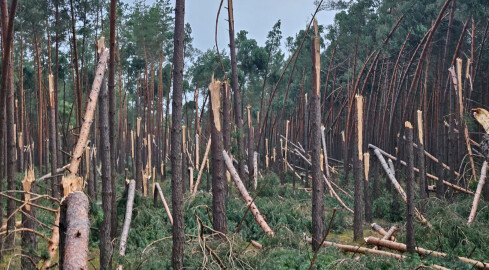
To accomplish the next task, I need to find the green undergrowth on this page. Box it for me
[1,169,489,269]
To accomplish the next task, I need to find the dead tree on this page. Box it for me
[405,121,415,253]
[310,19,324,251]
[227,0,246,181]
[49,74,59,198]
[353,95,364,241]
[209,78,227,235]
[171,0,186,267]
[468,161,487,225]
[416,110,427,204]
[119,180,135,257]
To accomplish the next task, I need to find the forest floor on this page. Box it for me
[2,170,489,269]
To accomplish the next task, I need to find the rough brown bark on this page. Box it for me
[49,74,59,199]
[171,0,186,267]
[227,0,246,181]
[209,78,227,235]
[99,75,113,269]
[310,20,324,251]
[405,121,415,253]
[416,110,427,204]
[69,0,82,131]
[108,0,118,239]
[59,192,90,270]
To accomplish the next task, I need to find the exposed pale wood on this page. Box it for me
[41,209,60,270]
[21,168,35,211]
[365,237,489,269]
[61,47,109,195]
[119,180,135,256]
[253,151,258,190]
[155,183,173,225]
[372,148,431,226]
[222,150,274,236]
[369,144,473,195]
[192,138,212,194]
[473,108,489,134]
[468,161,487,224]
[371,223,396,241]
[250,240,262,249]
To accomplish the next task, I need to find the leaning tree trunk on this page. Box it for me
[227,0,247,181]
[310,19,324,251]
[209,78,227,235]
[171,0,186,268]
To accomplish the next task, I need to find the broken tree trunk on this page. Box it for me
[369,144,473,195]
[59,192,90,270]
[405,121,415,253]
[155,183,173,225]
[372,148,431,226]
[353,95,364,241]
[372,225,398,250]
[417,110,427,203]
[222,150,274,236]
[371,223,396,241]
[468,161,487,225]
[119,180,135,256]
[365,237,489,269]
[192,138,212,195]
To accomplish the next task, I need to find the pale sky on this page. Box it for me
[185,0,337,52]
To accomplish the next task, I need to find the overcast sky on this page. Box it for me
[185,0,338,53]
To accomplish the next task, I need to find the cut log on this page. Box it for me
[119,180,136,256]
[155,183,173,225]
[59,191,90,269]
[371,223,396,241]
[373,225,398,250]
[372,148,431,226]
[222,150,274,236]
[365,237,489,269]
[468,161,487,225]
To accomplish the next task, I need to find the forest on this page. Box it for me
[0,0,489,269]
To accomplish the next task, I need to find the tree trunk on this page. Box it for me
[119,180,135,257]
[49,74,59,198]
[222,150,274,236]
[310,20,324,250]
[353,95,364,241]
[69,0,82,132]
[171,0,186,267]
[417,110,427,205]
[108,0,118,239]
[155,183,173,224]
[209,78,227,235]
[99,76,113,270]
[468,161,487,225]
[227,0,246,181]
[59,192,90,270]
[405,121,415,253]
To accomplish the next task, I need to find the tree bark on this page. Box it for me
[417,110,427,204]
[405,121,415,253]
[171,0,186,267]
[59,192,90,270]
[227,0,246,181]
[49,74,59,198]
[468,161,487,225]
[310,19,324,250]
[209,78,227,235]
[108,0,118,239]
[99,76,113,270]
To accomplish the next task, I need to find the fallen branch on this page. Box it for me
[192,138,212,195]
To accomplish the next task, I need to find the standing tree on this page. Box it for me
[405,121,415,253]
[209,78,228,235]
[310,19,324,251]
[171,0,186,268]
[227,0,246,181]
[353,94,364,241]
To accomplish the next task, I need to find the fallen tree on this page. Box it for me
[468,160,487,225]
[222,150,274,236]
[365,237,489,269]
